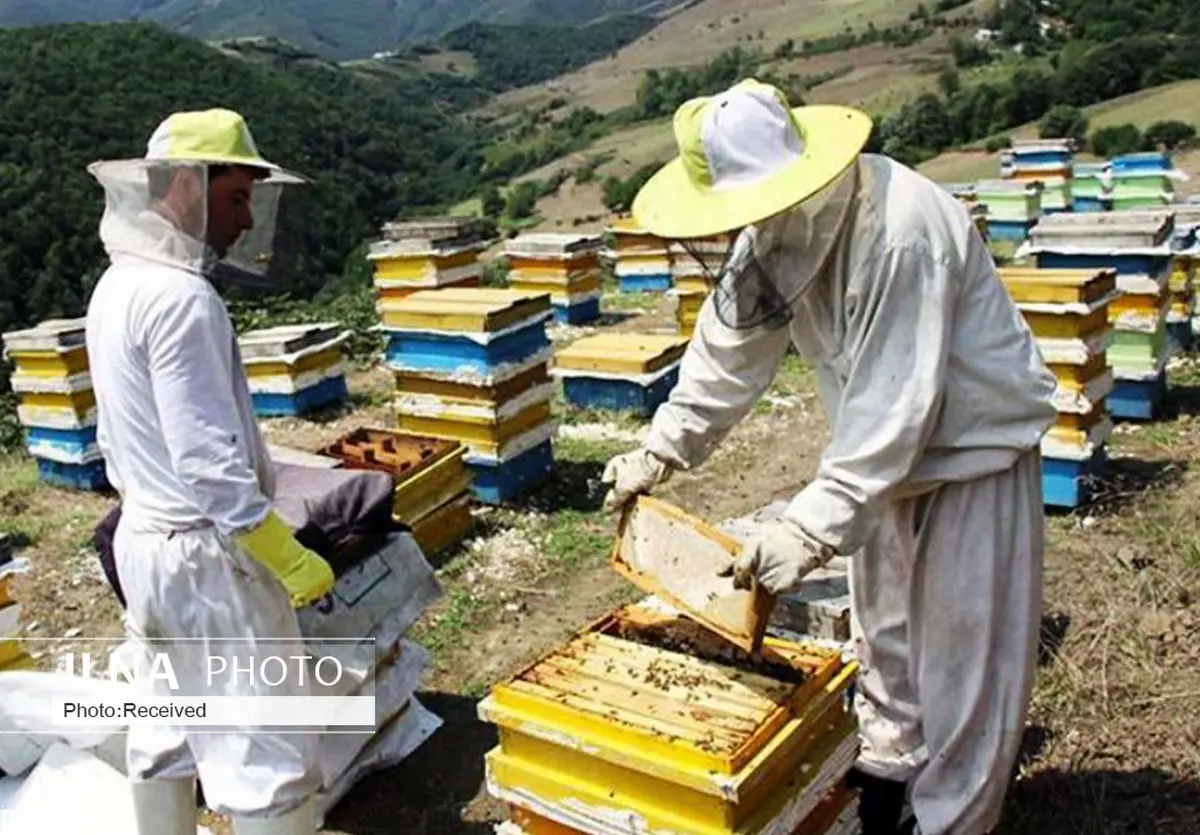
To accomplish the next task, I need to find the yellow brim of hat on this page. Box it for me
[632,105,873,240]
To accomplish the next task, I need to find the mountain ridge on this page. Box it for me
[0,0,676,59]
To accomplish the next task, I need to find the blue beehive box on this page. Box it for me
[251,375,349,418]
[36,456,108,491]
[466,440,554,505]
[553,296,602,326]
[1108,371,1167,421]
[617,272,674,293]
[1042,448,1107,509]
[553,333,690,419]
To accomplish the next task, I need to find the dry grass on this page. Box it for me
[485,0,937,114]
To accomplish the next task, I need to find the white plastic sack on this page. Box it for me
[314,640,430,789]
[297,533,439,644]
[3,743,211,835]
[314,696,442,828]
[0,672,132,777]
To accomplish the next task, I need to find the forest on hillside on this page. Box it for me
[0,23,497,346]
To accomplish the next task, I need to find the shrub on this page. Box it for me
[1039,104,1089,143]
[985,135,1013,153]
[1090,123,1144,157]
[1143,120,1197,150]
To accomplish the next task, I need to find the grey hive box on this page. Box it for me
[720,500,851,642]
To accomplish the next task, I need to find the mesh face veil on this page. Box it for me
[706,160,859,331]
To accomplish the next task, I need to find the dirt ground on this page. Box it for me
[2,294,1199,834]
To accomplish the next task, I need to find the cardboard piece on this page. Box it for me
[611,496,773,654]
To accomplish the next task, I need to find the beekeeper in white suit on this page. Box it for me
[85,109,334,835]
[602,79,1057,835]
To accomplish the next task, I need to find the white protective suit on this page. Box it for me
[645,154,1057,835]
[85,196,322,817]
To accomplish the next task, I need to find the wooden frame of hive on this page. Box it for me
[481,602,858,835]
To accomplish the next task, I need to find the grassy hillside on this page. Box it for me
[486,0,988,114]
[918,79,1200,184]
[0,0,674,59]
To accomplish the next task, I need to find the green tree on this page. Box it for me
[1090,123,1144,157]
[504,181,540,220]
[480,184,505,218]
[1039,105,1089,143]
[1143,120,1196,150]
[937,68,961,96]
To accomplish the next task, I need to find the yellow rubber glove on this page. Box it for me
[235,510,336,608]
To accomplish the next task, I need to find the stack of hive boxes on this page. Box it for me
[1168,204,1200,353]
[505,233,603,326]
[380,288,556,504]
[998,267,1118,508]
[368,217,488,302]
[605,217,673,293]
[1072,162,1114,213]
[480,600,861,835]
[669,233,733,337]
[554,334,689,418]
[1,538,33,672]
[1026,211,1175,420]
[320,428,473,558]
[2,319,106,491]
[1002,138,1075,214]
[1108,152,1182,210]
[239,323,351,418]
[977,180,1043,241]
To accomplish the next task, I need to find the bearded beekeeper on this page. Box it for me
[601,79,1057,835]
[85,109,335,835]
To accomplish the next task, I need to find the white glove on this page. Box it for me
[601,448,673,514]
[719,517,835,595]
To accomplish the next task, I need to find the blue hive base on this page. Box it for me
[385,322,549,375]
[1167,321,1193,354]
[1109,373,1167,421]
[986,220,1035,241]
[562,368,680,418]
[553,297,602,325]
[251,376,349,418]
[1043,207,1073,215]
[1043,448,1108,509]
[36,457,108,491]
[1072,197,1113,213]
[1037,252,1168,277]
[467,442,554,505]
[617,274,673,293]
[24,425,98,457]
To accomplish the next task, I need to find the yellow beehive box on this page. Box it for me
[1109,290,1168,321]
[379,289,551,333]
[998,267,1117,305]
[555,334,690,376]
[675,275,713,295]
[608,218,668,254]
[1021,306,1109,339]
[394,450,472,526]
[243,347,343,380]
[1169,255,1194,292]
[395,363,551,405]
[6,345,90,378]
[397,400,552,456]
[504,782,860,835]
[1046,405,1109,446]
[371,247,481,282]
[0,652,36,672]
[481,604,858,835]
[508,273,602,296]
[16,388,96,417]
[410,494,473,558]
[0,637,25,668]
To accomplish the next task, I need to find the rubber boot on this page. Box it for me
[131,777,197,835]
[847,767,908,835]
[232,797,317,835]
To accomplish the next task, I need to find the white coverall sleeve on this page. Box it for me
[646,295,792,470]
[786,245,955,555]
[144,290,272,537]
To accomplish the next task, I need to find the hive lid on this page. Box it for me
[555,333,689,375]
[378,288,552,334]
[3,319,87,354]
[1030,209,1174,248]
[505,232,602,258]
[611,496,774,654]
[238,323,343,359]
[380,216,487,249]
